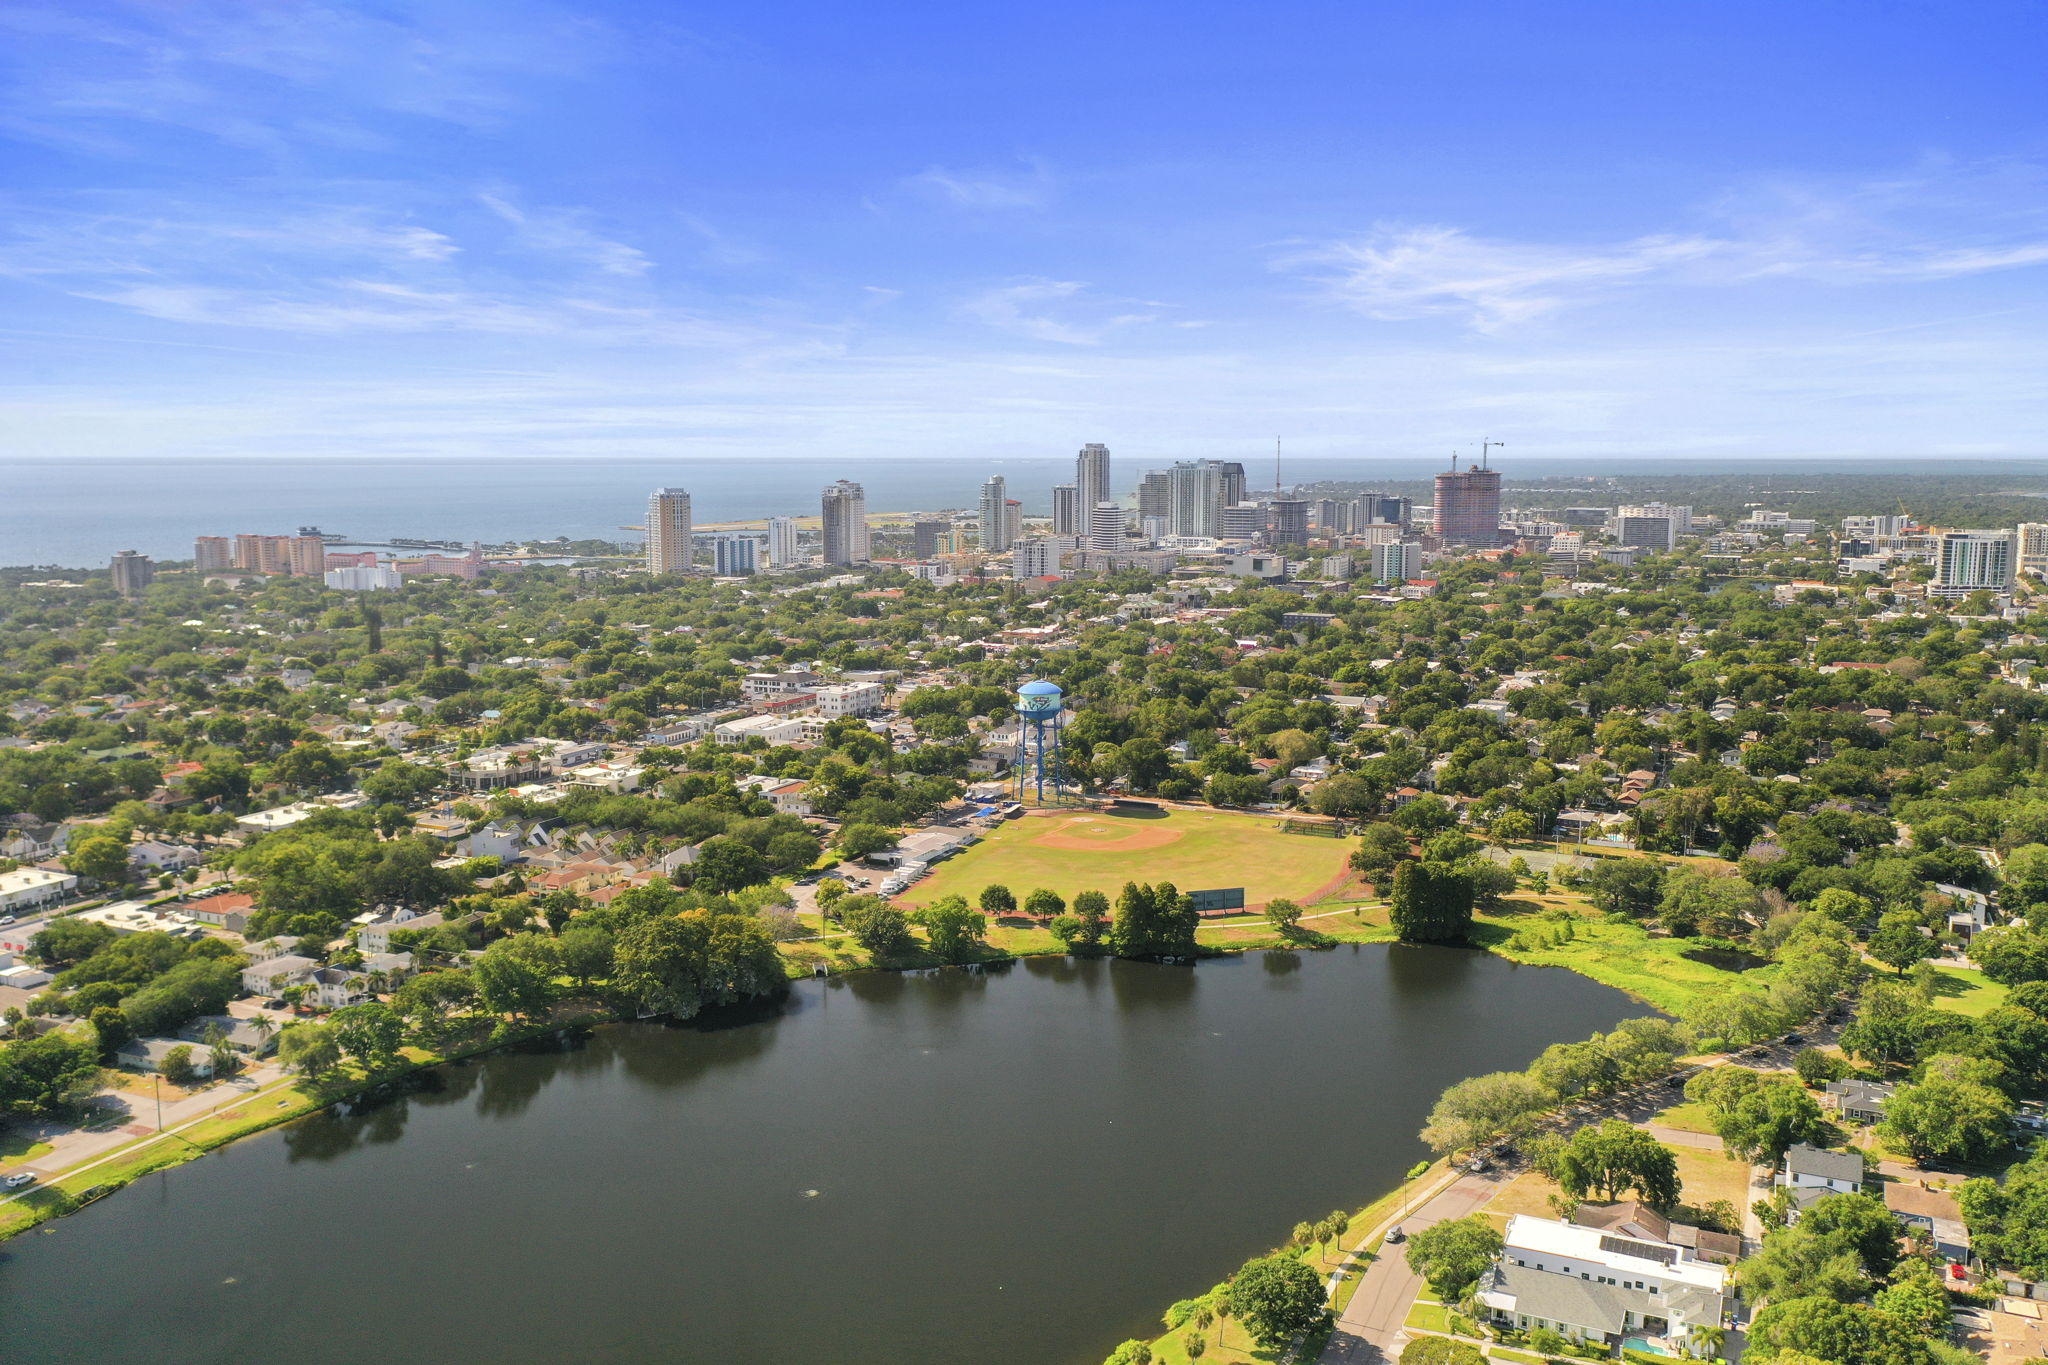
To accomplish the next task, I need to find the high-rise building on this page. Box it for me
[767,516,800,567]
[1620,502,1693,536]
[232,533,293,574]
[1167,460,1224,537]
[1216,503,1264,540]
[1137,470,1171,526]
[1932,530,2016,598]
[194,536,231,572]
[1076,442,1111,512]
[1051,484,1080,536]
[646,488,694,575]
[1006,500,1023,546]
[1086,501,1125,553]
[109,550,154,597]
[288,535,327,577]
[1269,499,1310,545]
[821,480,869,565]
[712,535,759,576]
[1433,462,1504,547]
[911,520,947,559]
[1013,535,1081,579]
[1372,540,1426,584]
[2019,523,2048,579]
[1844,514,1912,540]
[1611,514,1674,552]
[978,475,1012,553]
[1216,461,1247,509]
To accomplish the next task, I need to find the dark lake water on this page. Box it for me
[0,946,1641,1365]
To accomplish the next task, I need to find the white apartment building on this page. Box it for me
[1087,501,1125,552]
[325,564,404,591]
[811,682,885,719]
[1371,540,1425,584]
[1013,536,1079,579]
[1932,529,2017,599]
[742,669,822,701]
[766,516,800,568]
[2018,523,2048,578]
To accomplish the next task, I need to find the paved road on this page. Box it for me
[1318,1172,1503,1365]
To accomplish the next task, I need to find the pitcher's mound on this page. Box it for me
[1032,817,1184,852]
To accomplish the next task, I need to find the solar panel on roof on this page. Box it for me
[1600,1235,1677,1266]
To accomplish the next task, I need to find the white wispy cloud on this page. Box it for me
[902,159,1054,211]
[1287,163,2048,331]
[958,279,1155,345]
[1286,226,1722,331]
[480,193,652,276]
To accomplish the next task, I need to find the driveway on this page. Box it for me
[1318,1171,1504,1365]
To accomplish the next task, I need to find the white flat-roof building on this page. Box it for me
[0,867,78,914]
[811,682,885,719]
[714,714,806,747]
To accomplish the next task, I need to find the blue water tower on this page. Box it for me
[1012,679,1068,803]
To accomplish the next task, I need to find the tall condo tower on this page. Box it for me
[1087,501,1125,552]
[821,480,870,565]
[979,475,1012,552]
[1076,443,1111,512]
[646,488,694,574]
[767,516,800,567]
[109,551,155,597]
[1433,461,1503,547]
[1051,483,1080,536]
[1011,679,1070,804]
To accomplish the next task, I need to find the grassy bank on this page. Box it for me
[0,1006,616,1244]
[1132,1161,1451,1365]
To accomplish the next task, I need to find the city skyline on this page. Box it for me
[2,3,2045,464]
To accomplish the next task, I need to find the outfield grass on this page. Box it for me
[900,807,1357,912]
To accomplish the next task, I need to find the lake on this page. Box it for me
[0,946,1642,1365]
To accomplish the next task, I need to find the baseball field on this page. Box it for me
[896,805,1357,912]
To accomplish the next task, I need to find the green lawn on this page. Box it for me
[900,807,1357,912]
[1406,1302,1453,1333]
[1471,909,1768,1015]
[1926,964,2008,1017]
[1652,1101,1720,1135]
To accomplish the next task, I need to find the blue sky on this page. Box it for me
[2,0,2045,463]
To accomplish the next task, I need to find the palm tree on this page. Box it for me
[248,1013,278,1050]
[1686,1323,1727,1360]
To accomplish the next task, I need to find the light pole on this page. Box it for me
[153,1072,163,1132]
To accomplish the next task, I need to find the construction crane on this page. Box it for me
[1480,439,1505,468]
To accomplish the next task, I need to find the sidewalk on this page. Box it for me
[4,1061,287,1188]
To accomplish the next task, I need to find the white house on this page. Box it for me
[1478,1214,1728,1350]
[242,954,320,996]
[736,774,813,816]
[1779,1143,1865,1196]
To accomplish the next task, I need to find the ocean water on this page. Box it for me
[2,455,1422,567]
[7,453,2019,569]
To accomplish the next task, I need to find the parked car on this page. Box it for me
[4,1172,36,1190]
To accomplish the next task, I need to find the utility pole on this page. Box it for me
[1274,436,1283,497]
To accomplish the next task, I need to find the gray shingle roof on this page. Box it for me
[1785,1143,1865,1185]
[1481,1263,1656,1337]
